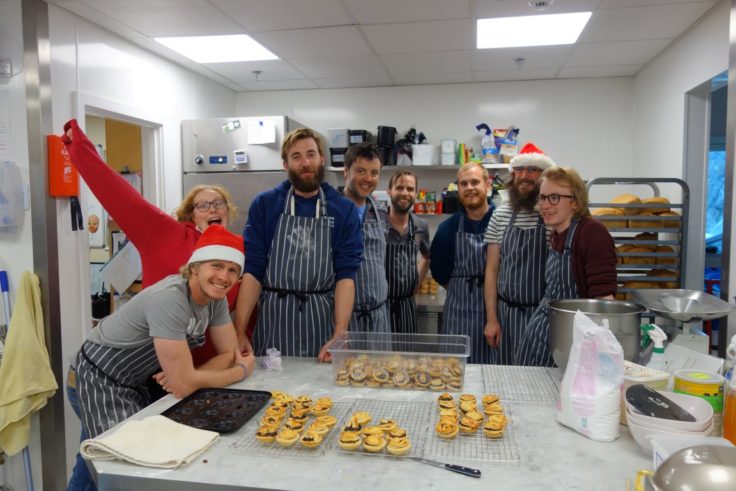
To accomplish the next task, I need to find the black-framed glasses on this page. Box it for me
[538,193,574,205]
[193,198,227,212]
[514,166,542,175]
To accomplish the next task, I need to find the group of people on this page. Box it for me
[62,120,616,490]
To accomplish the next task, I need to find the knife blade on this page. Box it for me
[410,457,481,478]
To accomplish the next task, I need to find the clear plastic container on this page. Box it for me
[621,360,670,425]
[327,332,470,392]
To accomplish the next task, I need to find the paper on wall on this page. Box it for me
[101,240,142,293]
[247,119,275,144]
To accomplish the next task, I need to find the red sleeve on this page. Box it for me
[61,119,183,252]
[573,217,618,298]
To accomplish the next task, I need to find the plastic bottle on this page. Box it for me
[724,374,736,444]
[724,335,736,383]
[645,324,668,373]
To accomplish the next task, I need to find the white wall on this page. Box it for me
[0,0,41,489]
[46,3,236,483]
[236,77,636,181]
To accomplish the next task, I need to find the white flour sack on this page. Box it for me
[556,310,624,442]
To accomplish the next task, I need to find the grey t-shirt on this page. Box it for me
[380,208,431,257]
[87,275,231,349]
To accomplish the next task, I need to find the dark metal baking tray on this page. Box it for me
[162,388,271,434]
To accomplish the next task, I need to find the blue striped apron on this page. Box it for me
[75,321,205,438]
[349,197,389,332]
[254,186,335,357]
[442,214,490,364]
[386,216,419,333]
[492,211,547,365]
[515,218,580,366]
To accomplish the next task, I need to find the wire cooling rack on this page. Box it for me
[331,399,434,459]
[421,403,520,463]
[481,365,559,404]
[229,401,354,458]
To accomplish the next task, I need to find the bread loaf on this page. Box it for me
[616,244,636,264]
[647,268,679,289]
[611,194,642,215]
[623,281,658,289]
[655,245,677,265]
[592,208,627,228]
[622,247,656,265]
[656,210,681,229]
[634,232,657,251]
[641,197,670,214]
[629,211,661,229]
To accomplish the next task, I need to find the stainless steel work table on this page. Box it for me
[89,358,650,491]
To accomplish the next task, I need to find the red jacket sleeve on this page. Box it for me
[61,119,183,252]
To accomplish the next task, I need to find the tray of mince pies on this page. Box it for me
[328,332,470,392]
[337,411,413,457]
[161,388,271,434]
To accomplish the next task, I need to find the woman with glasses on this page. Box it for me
[515,166,617,366]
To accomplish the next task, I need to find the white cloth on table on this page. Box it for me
[80,415,219,468]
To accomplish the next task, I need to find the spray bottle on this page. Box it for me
[724,335,736,383]
[645,324,668,372]
[475,123,497,164]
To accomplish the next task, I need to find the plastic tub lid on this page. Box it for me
[624,360,669,382]
[674,369,724,385]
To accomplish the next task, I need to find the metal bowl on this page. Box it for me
[548,299,644,370]
[631,289,734,322]
[649,445,736,490]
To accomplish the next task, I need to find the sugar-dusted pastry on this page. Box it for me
[308,421,330,437]
[439,408,459,421]
[386,436,412,456]
[465,410,484,423]
[316,415,338,428]
[414,370,431,388]
[372,367,390,384]
[350,366,368,384]
[486,413,507,427]
[393,370,411,388]
[363,434,387,453]
[300,430,323,448]
[275,428,300,447]
[255,426,278,443]
[338,431,362,450]
[435,420,459,439]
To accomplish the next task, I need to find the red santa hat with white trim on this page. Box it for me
[188,224,244,273]
[509,142,556,171]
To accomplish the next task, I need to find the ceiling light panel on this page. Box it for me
[154,34,278,63]
[477,12,592,49]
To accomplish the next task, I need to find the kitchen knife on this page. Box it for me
[409,457,481,478]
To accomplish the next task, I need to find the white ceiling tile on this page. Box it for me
[240,79,319,91]
[473,45,572,70]
[211,0,352,32]
[473,68,558,82]
[601,0,716,8]
[342,0,470,24]
[472,0,600,18]
[255,26,373,59]
[361,20,474,54]
[558,65,640,77]
[579,2,715,43]
[566,39,670,66]
[381,51,472,75]
[314,76,393,88]
[202,60,306,83]
[290,55,387,79]
[67,0,246,37]
[393,72,473,85]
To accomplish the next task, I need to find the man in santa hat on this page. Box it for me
[483,143,555,365]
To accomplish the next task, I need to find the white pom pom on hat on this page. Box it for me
[509,142,556,170]
[188,224,244,272]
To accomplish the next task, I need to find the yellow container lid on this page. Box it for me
[674,369,724,386]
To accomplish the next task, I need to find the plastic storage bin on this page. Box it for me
[327,332,470,392]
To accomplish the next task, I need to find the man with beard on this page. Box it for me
[341,143,390,332]
[483,143,555,365]
[381,170,430,333]
[234,128,363,362]
[430,163,494,363]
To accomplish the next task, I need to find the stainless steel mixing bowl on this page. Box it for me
[548,299,644,370]
[649,445,736,490]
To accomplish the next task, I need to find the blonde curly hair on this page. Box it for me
[174,185,238,223]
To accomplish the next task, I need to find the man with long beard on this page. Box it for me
[382,170,430,333]
[234,128,363,362]
[430,163,495,363]
[483,143,555,365]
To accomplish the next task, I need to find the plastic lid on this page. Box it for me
[674,369,724,384]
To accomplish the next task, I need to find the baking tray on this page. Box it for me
[161,388,271,434]
[631,289,734,322]
[481,365,559,404]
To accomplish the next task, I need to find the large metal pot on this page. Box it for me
[548,299,644,370]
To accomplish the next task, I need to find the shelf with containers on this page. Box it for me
[586,178,689,308]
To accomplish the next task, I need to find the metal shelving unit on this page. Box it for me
[586,178,690,306]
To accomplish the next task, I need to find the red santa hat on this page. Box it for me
[188,224,244,273]
[509,142,556,170]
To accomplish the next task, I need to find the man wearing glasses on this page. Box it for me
[483,143,555,365]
